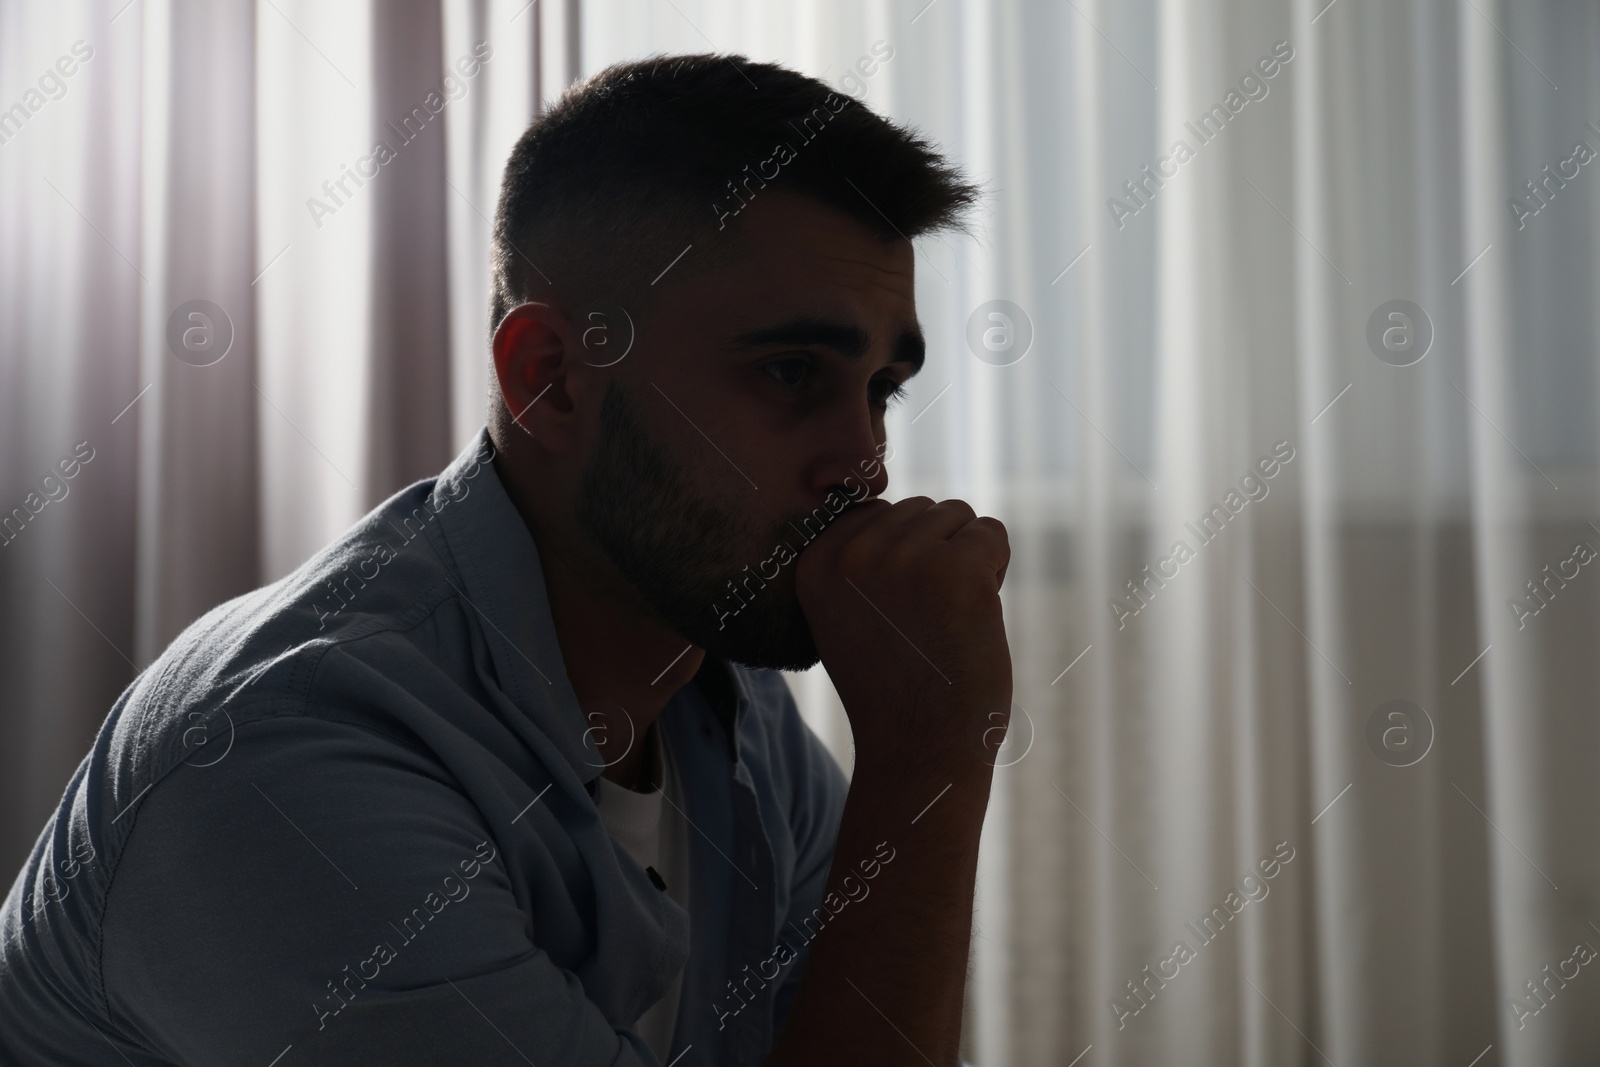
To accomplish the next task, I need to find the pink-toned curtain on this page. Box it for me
[0,0,567,877]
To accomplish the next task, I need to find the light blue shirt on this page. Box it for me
[0,427,850,1066]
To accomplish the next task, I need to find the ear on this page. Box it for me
[492,302,584,451]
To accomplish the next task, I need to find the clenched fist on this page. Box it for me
[794,496,1012,780]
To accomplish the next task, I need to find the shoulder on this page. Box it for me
[98,477,490,863]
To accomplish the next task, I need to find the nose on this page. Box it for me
[804,411,890,503]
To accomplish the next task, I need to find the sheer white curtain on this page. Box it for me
[582,2,1600,1064]
[3,1,1599,1065]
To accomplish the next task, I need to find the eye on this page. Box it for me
[871,376,909,410]
[763,355,814,390]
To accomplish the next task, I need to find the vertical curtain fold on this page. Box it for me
[1460,3,1557,1064]
[364,0,453,497]
[135,0,259,663]
[1,0,145,863]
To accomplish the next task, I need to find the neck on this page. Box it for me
[492,450,705,790]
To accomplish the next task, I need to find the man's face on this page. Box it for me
[574,190,921,671]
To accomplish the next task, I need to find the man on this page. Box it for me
[0,53,1011,1066]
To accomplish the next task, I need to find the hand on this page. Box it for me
[794,496,1012,779]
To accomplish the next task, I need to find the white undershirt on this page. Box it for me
[594,723,691,1062]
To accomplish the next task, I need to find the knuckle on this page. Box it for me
[973,514,1008,539]
[939,498,979,522]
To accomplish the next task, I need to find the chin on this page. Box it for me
[682,599,821,673]
[722,644,821,674]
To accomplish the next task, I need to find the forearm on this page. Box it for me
[766,763,992,1067]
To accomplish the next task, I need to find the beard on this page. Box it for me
[574,381,837,672]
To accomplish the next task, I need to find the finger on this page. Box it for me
[800,495,936,566]
[788,497,892,569]
[906,499,979,543]
[948,516,1010,586]
[846,495,939,549]
[877,500,979,573]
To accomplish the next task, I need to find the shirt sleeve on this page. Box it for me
[100,714,657,1067]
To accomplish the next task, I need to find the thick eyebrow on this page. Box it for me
[729,317,925,375]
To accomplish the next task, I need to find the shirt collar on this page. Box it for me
[430,427,599,781]
[429,427,751,782]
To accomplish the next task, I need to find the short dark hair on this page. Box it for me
[488,52,981,343]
